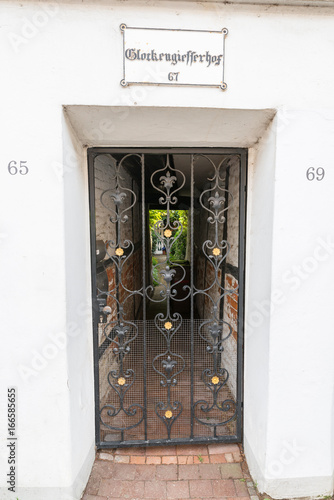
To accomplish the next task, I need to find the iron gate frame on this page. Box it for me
[88,147,247,448]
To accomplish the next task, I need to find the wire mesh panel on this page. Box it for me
[88,149,246,447]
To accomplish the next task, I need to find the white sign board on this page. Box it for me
[121,25,228,90]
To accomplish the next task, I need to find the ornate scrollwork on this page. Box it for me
[150,155,185,206]
[100,157,138,225]
[145,155,190,438]
[193,155,238,433]
[160,171,177,190]
[97,154,146,437]
[155,400,183,439]
[96,151,240,443]
[100,367,144,432]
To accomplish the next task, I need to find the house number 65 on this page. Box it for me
[8,160,29,175]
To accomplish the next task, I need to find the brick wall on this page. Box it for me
[221,158,240,400]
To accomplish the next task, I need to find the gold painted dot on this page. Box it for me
[212,248,220,256]
[115,248,124,256]
[164,229,172,238]
[211,376,220,385]
[165,410,173,419]
[164,321,172,330]
[118,377,126,386]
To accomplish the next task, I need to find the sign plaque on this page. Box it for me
[120,25,228,90]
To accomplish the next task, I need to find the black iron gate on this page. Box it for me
[88,148,247,447]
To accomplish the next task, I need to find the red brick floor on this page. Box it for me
[82,443,258,500]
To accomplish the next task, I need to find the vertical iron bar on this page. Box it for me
[219,165,230,371]
[141,154,148,441]
[87,151,101,447]
[237,151,247,441]
[219,165,230,321]
[203,194,210,319]
[132,178,136,319]
[115,161,120,320]
[190,155,194,439]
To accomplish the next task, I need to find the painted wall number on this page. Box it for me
[306,167,325,181]
[8,160,29,176]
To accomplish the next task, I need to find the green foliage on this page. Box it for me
[151,256,160,285]
[151,231,159,254]
[149,210,188,260]
[152,256,158,266]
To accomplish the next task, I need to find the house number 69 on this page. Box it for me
[8,160,29,175]
[306,167,325,181]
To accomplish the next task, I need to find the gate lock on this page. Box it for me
[97,297,111,323]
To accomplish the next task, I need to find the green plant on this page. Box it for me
[197,454,204,463]
[151,257,160,285]
[149,209,188,260]
[239,478,246,482]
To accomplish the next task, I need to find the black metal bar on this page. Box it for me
[190,155,194,439]
[87,152,102,447]
[141,155,148,441]
[203,203,210,319]
[97,434,239,449]
[88,147,246,156]
[132,177,136,320]
[219,164,230,322]
[237,151,247,442]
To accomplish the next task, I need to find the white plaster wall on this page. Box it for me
[0,0,334,498]
[62,115,96,498]
[246,109,334,497]
[260,109,334,496]
[245,115,278,491]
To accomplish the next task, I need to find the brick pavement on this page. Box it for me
[82,443,259,500]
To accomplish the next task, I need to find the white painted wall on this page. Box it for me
[261,109,334,496]
[245,115,278,491]
[1,0,334,498]
[62,115,96,497]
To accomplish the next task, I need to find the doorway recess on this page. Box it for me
[88,148,247,448]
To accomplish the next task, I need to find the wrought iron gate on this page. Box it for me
[88,148,247,447]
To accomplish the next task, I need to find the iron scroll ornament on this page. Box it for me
[96,152,239,440]
[192,154,238,433]
[98,154,145,435]
[146,155,188,439]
